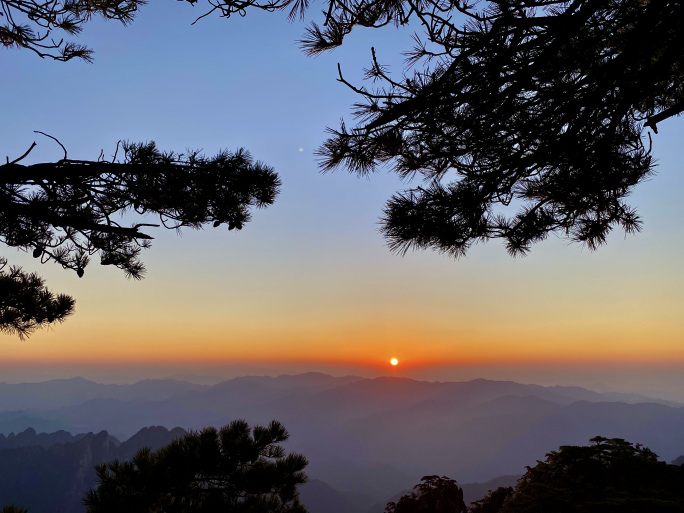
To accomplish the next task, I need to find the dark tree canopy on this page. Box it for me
[311,0,683,257]
[0,0,140,61]
[1,138,280,337]
[384,475,467,513]
[83,420,308,513]
[467,486,512,513]
[0,257,75,339]
[188,0,682,257]
[471,437,684,512]
[1,505,29,513]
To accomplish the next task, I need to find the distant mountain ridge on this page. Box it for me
[1,373,676,414]
[1,373,683,511]
[0,377,209,411]
[0,426,74,450]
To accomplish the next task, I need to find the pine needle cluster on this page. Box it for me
[84,420,308,513]
[1,138,280,336]
[0,0,142,61]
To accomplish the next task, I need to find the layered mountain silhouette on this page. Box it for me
[0,378,208,411]
[1,373,683,512]
[0,426,186,513]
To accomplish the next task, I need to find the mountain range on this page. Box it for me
[0,426,186,513]
[1,373,683,512]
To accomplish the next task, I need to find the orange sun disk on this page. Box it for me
[390,358,399,366]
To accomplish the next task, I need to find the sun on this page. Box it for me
[390,358,399,366]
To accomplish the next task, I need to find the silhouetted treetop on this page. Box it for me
[385,475,467,513]
[472,436,684,512]
[0,0,141,61]
[84,419,309,513]
[1,137,280,337]
[467,486,513,513]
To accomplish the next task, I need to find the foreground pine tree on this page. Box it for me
[1,140,280,337]
[471,437,684,512]
[84,420,308,513]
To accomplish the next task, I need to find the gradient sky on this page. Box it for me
[1,2,683,396]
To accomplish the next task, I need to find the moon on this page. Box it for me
[390,358,399,366]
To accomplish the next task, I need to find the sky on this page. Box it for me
[1,2,683,398]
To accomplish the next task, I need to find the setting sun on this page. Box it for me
[390,358,399,366]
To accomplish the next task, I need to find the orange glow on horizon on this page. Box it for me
[5,349,684,372]
[4,308,684,371]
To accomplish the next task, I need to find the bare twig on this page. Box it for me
[34,131,68,160]
[8,141,37,165]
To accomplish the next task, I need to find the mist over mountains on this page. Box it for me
[1,373,683,512]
